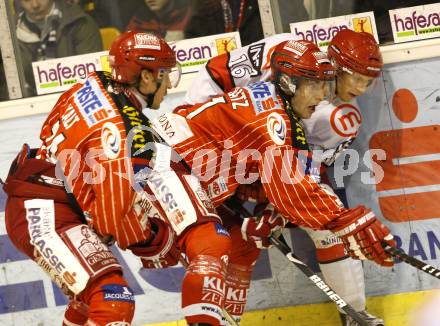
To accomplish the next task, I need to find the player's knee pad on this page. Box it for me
[224,263,254,324]
[182,254,228,326]
[80,272,135,325]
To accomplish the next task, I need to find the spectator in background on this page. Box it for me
[124,0,191,41]
[67,0,125,31]
[185,0,264,46]
[184,0,307,46]
[15,0,103,96]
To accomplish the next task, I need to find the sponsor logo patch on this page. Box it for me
[102,284,135,302]
[215,223,230,237]
[330,103,362,137]
[283,40,308,56]
[266,112,287,145]
[134,33,161,50]
[247,81,282,115]
[101,122,121,159]
[74,77,116,127]
[207,176,228,199]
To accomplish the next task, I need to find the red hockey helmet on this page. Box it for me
[328,29,383,78]
[271,40,335,82]
[109,31,177,84]
[270,40,335,97]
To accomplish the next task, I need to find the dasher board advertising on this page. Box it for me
[389,3,440,43]
[32,32,241,96]
[289,12,378,50]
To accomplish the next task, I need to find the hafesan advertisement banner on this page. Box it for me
[389,3,440,43]
[32,32,241,96]
[289,12,378,49]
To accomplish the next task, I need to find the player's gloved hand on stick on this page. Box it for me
[327,205,396,267]
[241,203,286,249]
[129,217,180,268]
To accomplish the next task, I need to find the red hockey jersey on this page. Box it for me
[36,71,155,249]
[153,81,350,229]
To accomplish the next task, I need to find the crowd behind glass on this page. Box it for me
[0,0,437,101]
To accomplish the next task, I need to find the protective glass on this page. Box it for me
[298,77,336,102]
[341,67,376,91]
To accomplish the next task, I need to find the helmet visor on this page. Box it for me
[298,77,336,103]
[337,69,377,100]
[157,62,181,88]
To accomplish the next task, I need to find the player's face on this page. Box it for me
[291,79,330,119]
[144,0,169,12]
[138,69,171,109]
[151,72,171,109]
[20,0,53,21]
[337,70,374,102]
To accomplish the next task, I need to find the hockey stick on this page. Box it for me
[269,235,370,326]
[382,243,440,280]
[226,199,370,326]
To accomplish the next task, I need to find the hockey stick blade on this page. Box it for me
[382,243,440,280]
[270,235,370,326]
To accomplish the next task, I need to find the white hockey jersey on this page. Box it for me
[185,34,362,167]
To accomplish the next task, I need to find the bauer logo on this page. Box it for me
[390,3,440,43]
[32,51,109,95]
[290,12,378,49]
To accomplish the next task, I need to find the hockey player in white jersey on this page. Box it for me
[184,29,384,326]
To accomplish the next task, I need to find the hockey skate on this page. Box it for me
[339,310,385,326]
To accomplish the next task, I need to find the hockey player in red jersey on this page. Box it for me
[192,29,386,325]
[183,29,386,326]
[153,38,394,325]
[3,31,232,326]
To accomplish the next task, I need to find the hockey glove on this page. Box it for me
[327,205,396,267]
[129,218,180,268]
[236,180,268,204]
[241,203,287,249]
